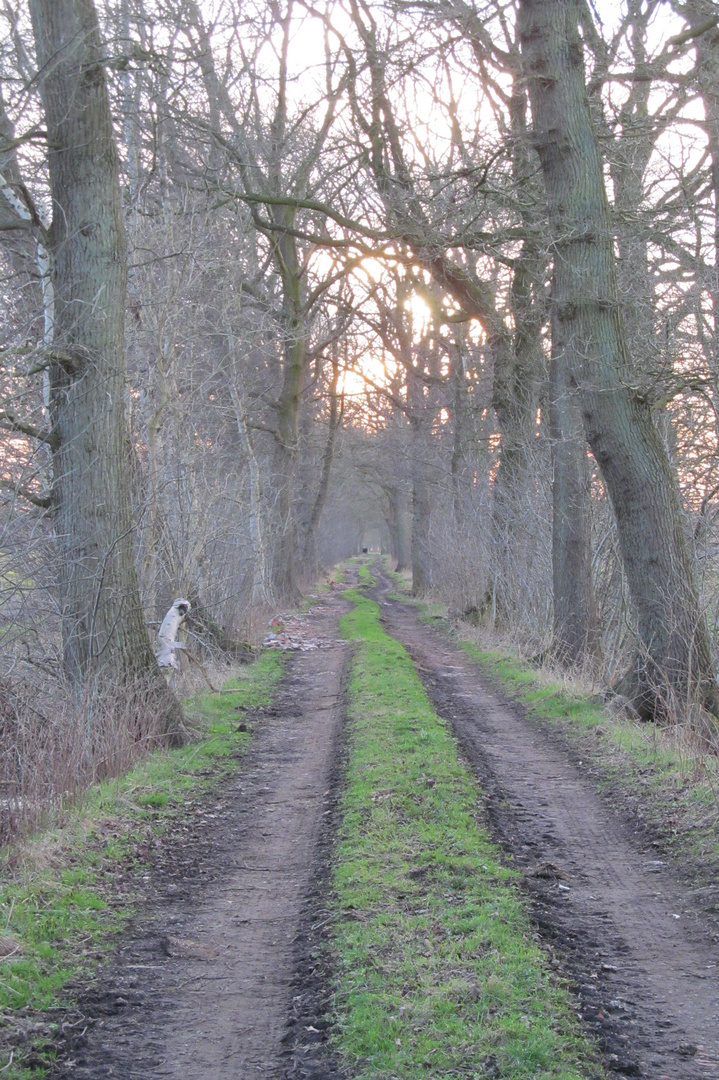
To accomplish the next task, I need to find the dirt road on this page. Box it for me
[53,594,348,1080]
[49,573,719,1079]
[376,571,719,1080]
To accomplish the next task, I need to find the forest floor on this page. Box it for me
[2,560,719,1079]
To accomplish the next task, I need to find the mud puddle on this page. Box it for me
[376,571,719,1080]
[50,595,349,1080]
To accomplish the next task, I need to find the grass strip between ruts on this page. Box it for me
[333,587,601,1080]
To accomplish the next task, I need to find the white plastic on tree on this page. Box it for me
[157,598,191,668]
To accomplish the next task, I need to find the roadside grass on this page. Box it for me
[457,643,719,863]
[0,650,283,1077]
[312,563,347,594]
[334,587,602,1080]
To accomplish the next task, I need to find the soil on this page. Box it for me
[41,569,719,1079]
[374,569,719,1080]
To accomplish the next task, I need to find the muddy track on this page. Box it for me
[374,569,719,1080]
[50,594,349,1080]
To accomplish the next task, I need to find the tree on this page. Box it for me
[549,307,598,664]
[29,0,183,738]
[520,0,719,724]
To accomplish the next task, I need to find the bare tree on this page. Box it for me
[520,0,719,723]
[29,0,182,737]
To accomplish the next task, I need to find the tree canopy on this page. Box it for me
[2,0,719,740]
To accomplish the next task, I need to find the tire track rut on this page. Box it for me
[52,595,348,1080]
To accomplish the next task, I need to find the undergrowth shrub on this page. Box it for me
[0,668,229,845]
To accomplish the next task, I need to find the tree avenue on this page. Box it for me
[1,0,719,774]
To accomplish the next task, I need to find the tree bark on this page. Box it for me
[301,355,342,575]
[30,0,183,740]
[550,310,599,663]
[408,364,432,595]
[520,0,719,722]
[449,338,469,525]
[397,492,412,574]
[228,375,273,608]
[270,235,306,603]
[490,232,545,541]
[388,486,412,573]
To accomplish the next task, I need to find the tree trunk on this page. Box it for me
[520,0,719,722]
[385,484,412,573]
[301,355,342,576]
[550,310,599,663]
[271,423,301,604]
[226,340,273,608]
[393,487,412,573]
[411,456,432,595]
[449,333,472,526]
[30,0,183,740]
[408,365,432,595]
[489,79,547,616]
[489,301,543,617]
[491,237,545,530]
[267,200,308,603]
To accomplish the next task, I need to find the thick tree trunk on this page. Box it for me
[408,366,432,595]
[520,0,719,722]
[411,455,432,595]
[268,216,307,604]
[491,237,545,529]
[269,449,298,603]
[489,80,547,616]
[222,330,273,607]
[301,356,342,576]
[489,309,543,618]
[390,487,412,574]
[550,311,599,663]
[30,0,183,740]
[229,379,273,608]
[449,342,469,525]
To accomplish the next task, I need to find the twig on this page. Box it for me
[184,652,219,692]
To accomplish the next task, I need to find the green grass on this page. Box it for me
[356,561,376,587]
[317,563,347,591]
[333,588,600,1079]
[0,650,283,1076]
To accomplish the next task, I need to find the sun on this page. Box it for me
[404,292,432,340]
